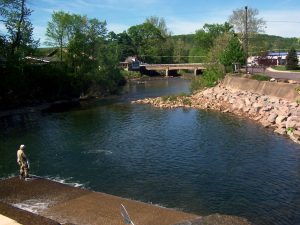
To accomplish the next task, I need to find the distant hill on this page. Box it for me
[248,34,300,55]
[171,33,300,57]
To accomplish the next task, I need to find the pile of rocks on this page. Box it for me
[132,84,300,144]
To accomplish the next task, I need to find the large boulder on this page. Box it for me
[275,115,287,128]
[274,128,287,135]
[267,113,278,124]
[286,116,300,129]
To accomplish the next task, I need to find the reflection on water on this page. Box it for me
[1,77,300,225]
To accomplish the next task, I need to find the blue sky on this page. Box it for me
[6,0,300,44]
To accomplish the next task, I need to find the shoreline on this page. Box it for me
[0,76,186,118]
[132,75,300,145]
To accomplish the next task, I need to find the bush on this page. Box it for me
[286,47,299,70]
[120,70,141,79]
[190,65,225,92]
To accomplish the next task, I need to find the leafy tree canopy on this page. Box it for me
[145,16,170,37]
[219,35,245,67]
[0,0,38,58]
[128,22,166,63]
[229,7,266,35]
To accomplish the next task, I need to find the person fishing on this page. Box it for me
[17,144,29,179]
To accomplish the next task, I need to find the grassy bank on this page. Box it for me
[272,65,300,72]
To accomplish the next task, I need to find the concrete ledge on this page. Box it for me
[0,202,59,225]
[0,177,198,225]
[222,75,299,101]
[0,177,254,225]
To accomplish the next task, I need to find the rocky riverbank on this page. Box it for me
[132,76,300,144]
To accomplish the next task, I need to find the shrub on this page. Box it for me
[190,65,225,92]
[286,47,299,70]
[120,70,141,79]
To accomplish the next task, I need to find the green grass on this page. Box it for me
[161,92,189,102]
[251,74,270,81]
[273,65,300,72]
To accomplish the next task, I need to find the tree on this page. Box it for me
[45,11,73,63]
[190,22,233,63]
[219,35,245,68]
[0,0,38,58]
[286,47,299,70]
[145,16,170,37]
[66,15,107,73]
[228,7,266,35]
[108,31,135,62]
[128,22,166,63]
[229,7,265,68]
[173,38,187,63]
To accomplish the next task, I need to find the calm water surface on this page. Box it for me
[1,78,300,225]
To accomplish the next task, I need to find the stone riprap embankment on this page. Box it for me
[132,76,300,144]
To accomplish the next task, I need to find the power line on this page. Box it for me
[139,55,207,58]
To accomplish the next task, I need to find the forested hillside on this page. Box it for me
[172,33,300,59]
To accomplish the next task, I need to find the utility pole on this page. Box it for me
[245,6,248,74]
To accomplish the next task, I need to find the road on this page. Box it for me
[249,67,300,81]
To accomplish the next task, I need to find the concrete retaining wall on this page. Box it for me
[222,76,299,101]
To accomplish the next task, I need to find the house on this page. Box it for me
[24,48,63,64]
[267,51,300,65]
[248,51,300,66]
[120,56,141,71]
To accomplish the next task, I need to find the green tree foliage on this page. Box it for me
[207,33,231,64]
[172,33,300,58]
[0,0,42,107]
[128,22,167,63]
[45,11,73,63]
[0,0,38,59]
[108,31,135,62]
[189,22,233,63]
[286,47,299,70]
[145,16,170,37]
[0,8,126,107]
[219,35,245,68]
[248,34,300,56]
[190,65,225,92]
[66,15,107,74]
[108,18,174,64]
[173,38,188,63]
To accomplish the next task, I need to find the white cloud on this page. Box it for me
[167,15,227,35]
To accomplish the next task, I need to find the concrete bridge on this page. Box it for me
[141,63,206,76]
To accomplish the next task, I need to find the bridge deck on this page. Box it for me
[142,63,205,71]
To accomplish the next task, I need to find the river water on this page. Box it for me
[1,77,300,225]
